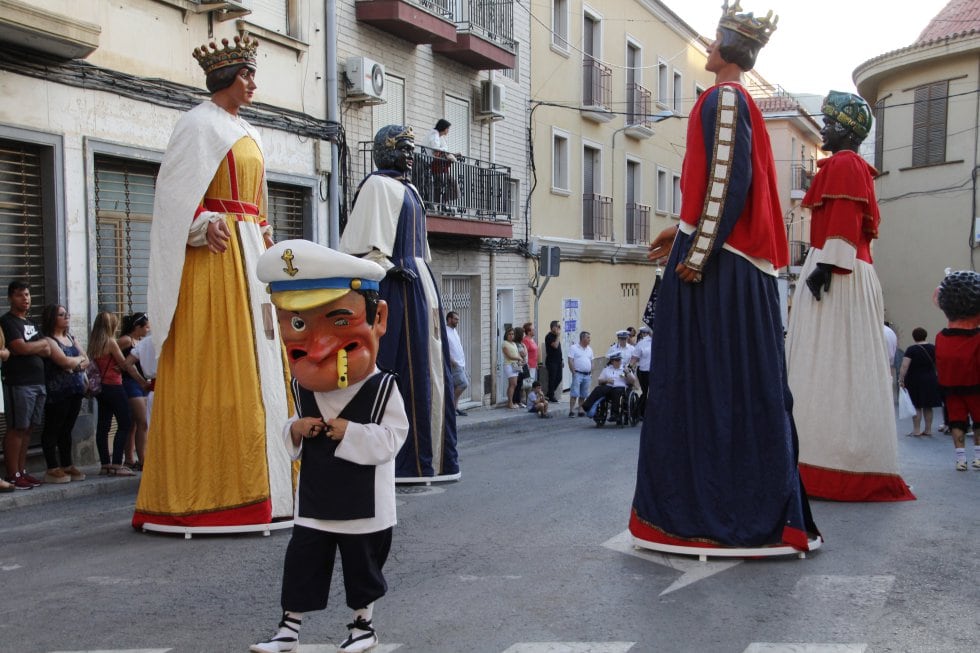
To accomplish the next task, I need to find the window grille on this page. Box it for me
[0,139,47,311]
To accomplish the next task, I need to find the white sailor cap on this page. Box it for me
[257,239,385,312]
[608,352,623,362]
[616,329,630,339]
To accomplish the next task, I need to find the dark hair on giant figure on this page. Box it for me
[717,27,761,71]
[206,64,250,94]
[372,124,413,170]
[937,270,980,321]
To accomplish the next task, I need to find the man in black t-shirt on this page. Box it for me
[544,320,563,403]
[1,280,50,490]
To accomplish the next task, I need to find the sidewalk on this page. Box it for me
[0,402,533,513]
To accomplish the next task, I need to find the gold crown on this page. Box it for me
[192,32,258,75]
[384,127,415,149]
[718,1,778,46]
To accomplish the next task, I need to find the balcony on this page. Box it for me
[583,193,613,241]
[626,203,651,245]
[624,83,655,139]
[790,163,813,200]
[432,0,516,70]
[354,0,457,45]
[356,142,513,238]
[581,58,613,123]
[789,240,810,269]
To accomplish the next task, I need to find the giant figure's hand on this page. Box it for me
[675,262,703,284]
[806,263,835,301]
[206,219,231,254]
[386,266,418,283]
[647,225,679,264]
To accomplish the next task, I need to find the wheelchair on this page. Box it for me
[593,385,642,428]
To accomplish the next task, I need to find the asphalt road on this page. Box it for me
[1,412,977,653]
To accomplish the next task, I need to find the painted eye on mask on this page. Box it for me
[290,316,306,332]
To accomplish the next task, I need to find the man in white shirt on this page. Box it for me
[567,331,594,417]
[445,311,468,416]
[634,326,652,416]
[883,321,898,378]
[606,329,638,368]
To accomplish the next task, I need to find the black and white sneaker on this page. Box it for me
[338,616,378,652]
[251,614,300,652]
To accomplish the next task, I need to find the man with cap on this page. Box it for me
[341,125,459,482]
[252,240,409,653]
[631,2,820,553]
[785,91,915,502]
[581,352,635,425]
[606,329,638,369]
[633,325,653,416]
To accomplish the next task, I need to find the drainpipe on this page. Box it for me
[489,248,497,406]
[325,0,340,247]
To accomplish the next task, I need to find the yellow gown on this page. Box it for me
[134,136,293,528]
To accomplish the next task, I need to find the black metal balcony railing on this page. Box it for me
[626,202,650,245]
[791,163,813,192]
[583,193,613,241]
[356,142,512,222]
[626,83,653,127]
[414,0,454,20]
[788,240,809,267]
[454,0,517,51]
[583,58,612,109]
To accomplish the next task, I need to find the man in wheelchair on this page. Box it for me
[582,352,637,426]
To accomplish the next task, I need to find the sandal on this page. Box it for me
[108,465,137,477]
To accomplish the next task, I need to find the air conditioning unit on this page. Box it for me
[346,57,386,103]
[479,80,505,119]
[195,0,252,22]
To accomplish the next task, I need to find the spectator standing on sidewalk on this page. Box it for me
[522,322,539,382]
[543,321,563,403]
[40,304,88,484]
[1,280,50,490]
[445,311,468,417]
[567,331,593,417]
[634,326,652,415]
[0,329,11,492]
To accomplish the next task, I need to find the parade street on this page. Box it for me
[1,408,977,653]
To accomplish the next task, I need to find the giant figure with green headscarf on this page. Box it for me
[786,90,916,501]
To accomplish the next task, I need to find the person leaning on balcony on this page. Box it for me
[785,90,915,502]
[425,119,459,206]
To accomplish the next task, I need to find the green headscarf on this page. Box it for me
[822,90,872,139]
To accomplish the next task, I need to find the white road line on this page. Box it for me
[743,645,868,652]
[501,644,636,653]
[601,530,741,595]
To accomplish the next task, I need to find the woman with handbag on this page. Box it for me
[40,305,89,483]
[88,312,147,477]
[899,327,944,437]
[117,312,151,470]
[501,328,522,409]
[512,326,529,408]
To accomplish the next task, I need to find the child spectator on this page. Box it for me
[527,381,550,418]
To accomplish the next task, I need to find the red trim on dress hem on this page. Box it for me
[628,509,810,551]
[799,463,916,502]
[132,499,272,529]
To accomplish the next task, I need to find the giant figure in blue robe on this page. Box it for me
[341,125,459,480]
[630,3,819,553]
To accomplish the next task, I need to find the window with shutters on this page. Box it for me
[873,99,885,171]
[444,95,470,157]
[95,156,156,316]
[912,80,947,167]
[266,181,308,241]
[0,139,48,310]
[372,76,406,134]
[656,167,668,214]
[552,129,569,192]
[552,0,569,52]
[246,0,296,37]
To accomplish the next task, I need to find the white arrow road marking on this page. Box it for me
[1,563,22,571]
[743,645,868,652]
[602,530,741,596]
[501,644,636,653]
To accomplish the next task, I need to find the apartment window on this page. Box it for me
[873,99,885,171]
[656,167,668,213]
[502,43,520,82]
[372,75,405,134]
[267,181,309,241]
[657,61,669,106]
[673,71,683,112]
[552,0,569,51]
[510,178,520,222]
[552,130,569,192]
[912,80,948,167]
[247,0,299,37]
[695,83,706,99]
[94,156,157,315]
[444,95,470,157]
[672,173,682,216]
[0,139,51,312]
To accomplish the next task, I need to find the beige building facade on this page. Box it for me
[0,0,530,459]
[854,13,980,346]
